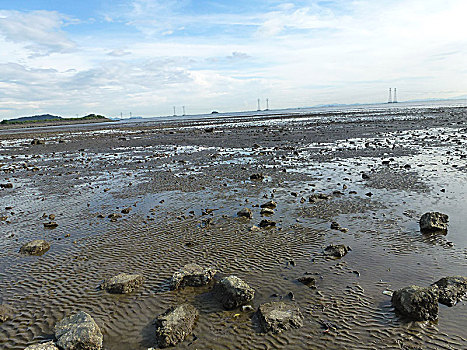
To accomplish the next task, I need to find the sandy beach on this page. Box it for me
[0,105,466,349]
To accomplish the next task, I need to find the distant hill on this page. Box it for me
[1,113,109,125]
[7,114,62,123]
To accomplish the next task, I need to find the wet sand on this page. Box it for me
[0,106,466,349]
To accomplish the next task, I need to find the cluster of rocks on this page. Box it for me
[150,263,306,348]
[391,276,467,321]
[237,200,278,229]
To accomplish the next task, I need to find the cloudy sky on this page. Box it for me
[0,0,466,119]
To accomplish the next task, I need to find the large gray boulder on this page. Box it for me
[391,285,439,321]
[100,273,144,294]
[256,301,303,333]
[213,275,255,310]
[24,342,60,350]
[20,240,50,256]
[154,304,198,348]
[169,264,216,290]
[432,276,467,306]
[54,311,103,350]
[419,212,448,232]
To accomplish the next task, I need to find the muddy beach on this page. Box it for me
[0,106,466,349]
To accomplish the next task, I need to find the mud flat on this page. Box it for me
[0,106,466,349]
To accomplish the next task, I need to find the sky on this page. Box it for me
[0,0,466,119]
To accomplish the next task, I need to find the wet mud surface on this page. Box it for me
[0,106,466,349]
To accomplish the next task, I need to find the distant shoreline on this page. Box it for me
[0,117,114,130]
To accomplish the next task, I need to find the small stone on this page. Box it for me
[214,275,255,310]
[169,264,216,290]
[256,301,304,333]
[249,225,261,232]
[250,173,264,181]
[48,214,55,220]
[154,304,198,348]
[297,276,316,288]
[20,240,50,256]
[108,213,122,220]
[391,285,439,321]
[55,311,103,350]
[237,208,253,219]
[0,183,13,189]
[330,222,341,230]
[259,219,276,228]
[324,244,350,258]
[432,276,467,306]
[420,212,449,233]
[308,193,330,203]
[121,208,131,214]
[260,200,277,209]
[242,305,254,312]
[260,208,274,216]
[0,304,11,322]
[24,341,60,350]
[43,221,58,228]
[100,273,144,294]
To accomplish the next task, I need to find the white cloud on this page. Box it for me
[107,49,132,57]
[0,10,76,56]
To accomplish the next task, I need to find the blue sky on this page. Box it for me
[0,0,466,118]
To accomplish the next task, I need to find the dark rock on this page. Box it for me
[324,244,350,258]
[54,311,103,350]
[259,219,276,228]
[330,222,341,230]
[43,221,58,228]
[260,200,277,209]
[250,173,264,181]
[31,139,44,145]
[420,212,449,233]
[20,240,50,256]
[237,208,253,219]
[108,213,122,220]
[391,285,439,321]
[100,273,144,294]
[361,173,370,179]
[121,208,131,214]
[256,301,304,333]
[0,183,13,189]
[169,263,216,290]
[432,276,467,306]
[0,304,11,322]
[213,275,255,309]
[308,193,330,203]
[297,276,316,288]
[24,341,60,350]
[154,304,198,348]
